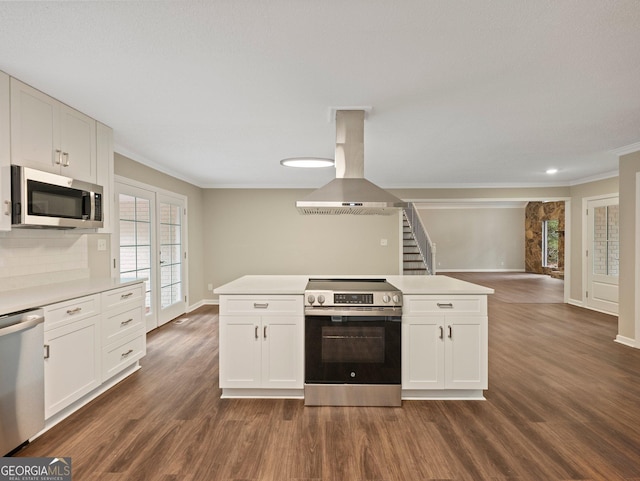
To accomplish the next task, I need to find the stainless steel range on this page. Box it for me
[304,278,402,407]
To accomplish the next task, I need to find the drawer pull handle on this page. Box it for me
[120,292,134,299]
[44,344,50,359]
[66,307,82,315]
[121,318,134,326]
[255,326,259,339]
[253,302,269,309]
[439,326,444,339]
[121,349,134,358]
[448,325,453,339]
[437,303,453,309]
[264,326,267,339]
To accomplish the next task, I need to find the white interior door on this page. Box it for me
[586,196,619,314]
[116,184,157,331]
[157,194,186,326]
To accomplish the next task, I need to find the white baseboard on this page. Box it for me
[437,269,526,273]
[567,298,584,308]
[615,335,639,349]
[188,298,219,312]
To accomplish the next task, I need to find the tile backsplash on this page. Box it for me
[0,230,91,291]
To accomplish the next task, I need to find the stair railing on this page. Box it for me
[403,203,436,275]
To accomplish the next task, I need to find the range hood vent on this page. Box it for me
[296,110,407,215]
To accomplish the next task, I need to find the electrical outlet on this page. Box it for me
[97,239,107,251]
[380,238,388,246]
[207,283,213,291]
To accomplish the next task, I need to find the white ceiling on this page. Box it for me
[1,1,639,189]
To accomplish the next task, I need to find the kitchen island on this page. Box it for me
[215,275,493,401]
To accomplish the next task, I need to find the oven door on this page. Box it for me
[305,315,401,385]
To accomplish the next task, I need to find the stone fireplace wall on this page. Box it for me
[525,201,565,274]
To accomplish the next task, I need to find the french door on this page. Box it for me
[586,196,619,314]
[115,180,187,331]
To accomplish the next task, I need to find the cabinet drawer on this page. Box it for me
[102,284,144,311]
[102,332,146,382]
[403,296,486,315]
[44,294,100,331]
[221,295,303,316]
[102,306,144,345]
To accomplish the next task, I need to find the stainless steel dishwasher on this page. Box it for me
[0,308,45,455]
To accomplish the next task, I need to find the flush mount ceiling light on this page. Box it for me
[546,168,558,174]
[280,157,335,168]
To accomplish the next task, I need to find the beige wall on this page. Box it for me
[417,206,525,271]
[619,151,640,340]
[203,189,400,292]
[567,177,619,302]
[114,154,205,305]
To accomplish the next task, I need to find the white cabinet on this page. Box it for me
[43,295,101,419]
[10,78,97,183]
[402,295,488,393]
[42,283,146,420]
[96,122,114,235]
[100,284,146,382]
[0,71,10,231]
[219,295,303,393]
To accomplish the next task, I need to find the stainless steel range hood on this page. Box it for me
[296,110,407,215]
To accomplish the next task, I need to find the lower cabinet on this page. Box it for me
[219,295,303,394]
[44,314,101,419]
[42,282,146,420]
[402,295,488,393]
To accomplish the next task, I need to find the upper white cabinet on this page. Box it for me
[10,78,97,183]
[96,122,114,234]
[0,71,10,231]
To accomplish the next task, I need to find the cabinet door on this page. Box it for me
[10,78,60,174]
[262,317,303,389]
[59,104,96,182]
[219,315,262,388]
[96,122,114,234]
[44,315,101,419]
[402,315,444,389]
[444,316,487,390]
[0,71,10,231]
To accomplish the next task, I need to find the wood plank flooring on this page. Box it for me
[17,273,640,481]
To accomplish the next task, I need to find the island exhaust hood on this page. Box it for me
[296,110,407,215]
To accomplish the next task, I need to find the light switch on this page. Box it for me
[380,238,388,246]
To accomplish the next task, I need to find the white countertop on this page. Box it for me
[214,275,494,296]
[0,277,145,316]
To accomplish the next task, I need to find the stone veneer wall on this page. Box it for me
[525,201,565,274]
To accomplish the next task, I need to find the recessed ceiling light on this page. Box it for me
[546,168,558,174]
[280,157,334,168]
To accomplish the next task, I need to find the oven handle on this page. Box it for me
[305,307,402,317]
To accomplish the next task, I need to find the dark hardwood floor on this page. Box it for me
[17,273,640,481]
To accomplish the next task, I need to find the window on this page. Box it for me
[593,204,619,276]
[119,193,153,314]
[542,219,559,268]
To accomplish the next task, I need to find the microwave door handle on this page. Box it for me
[82,192,91,220]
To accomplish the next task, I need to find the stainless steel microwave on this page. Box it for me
[11,165,104,229]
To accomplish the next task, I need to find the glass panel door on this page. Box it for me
[586,196,619,314]
[158,194,186,325]
[116,184,157,331]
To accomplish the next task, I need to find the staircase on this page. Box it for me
[403,215,428,275]
[402,204,436,275]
